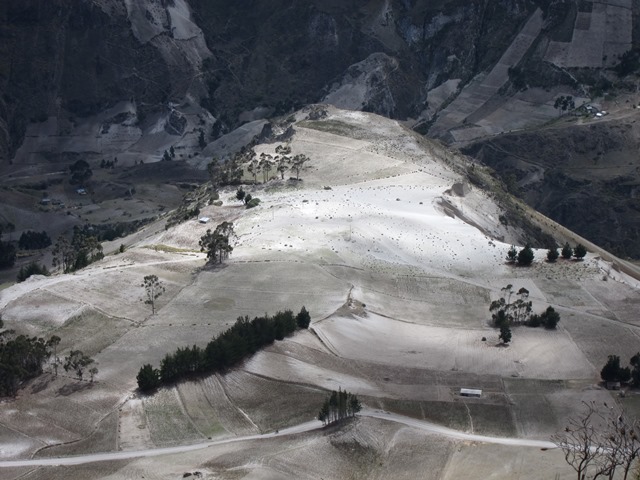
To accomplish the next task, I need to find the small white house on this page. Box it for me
[198,217,210,224]
[460,388,482,398]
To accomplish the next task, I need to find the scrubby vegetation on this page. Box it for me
[137,307,312,393]
[317,388,361,425]
[17,261,49,282]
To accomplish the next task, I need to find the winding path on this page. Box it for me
[0,410,556,468]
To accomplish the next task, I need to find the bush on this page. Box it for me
[561,242,573,259]
[540,306,560,329]
[246,197,261,209]
[506,245,517,263]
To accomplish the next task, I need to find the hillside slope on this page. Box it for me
[1,108,639,479]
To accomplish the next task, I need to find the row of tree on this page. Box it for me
[547,242,587,262]
[207,144,311,199]
[600,354,640,385]
[506,242,588,266]
[137,307,312,393]
[317,388,362,425]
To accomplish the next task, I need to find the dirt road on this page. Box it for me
[0,410,556,468]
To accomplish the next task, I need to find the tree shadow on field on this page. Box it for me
[57,381,94,396]
[30,375,52,394]
[200,262,230,272]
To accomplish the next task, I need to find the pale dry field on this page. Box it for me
[1,106,639,479]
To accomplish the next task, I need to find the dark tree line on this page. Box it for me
[137,307,312,393]
[317,388,362,425]
[18,231,51,250]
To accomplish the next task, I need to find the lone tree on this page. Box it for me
[69,159,92,185]
[561,242,573,260]
[275,144,291,179]
[506,245,517,264]
[142,275,165,315]
[517,245,534,266]
[546,247,559,262]
[199,221,235,264]
[290,153,310,180]
[137,363,161,393]
[574,243,587,260]
[296,306,311,329]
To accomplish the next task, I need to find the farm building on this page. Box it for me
[460,388,482,398]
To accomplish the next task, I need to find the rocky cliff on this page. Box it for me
[0,0,544,164]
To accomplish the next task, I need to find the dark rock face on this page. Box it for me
[188,0,539,130]
[0,0,542,162]
[0,1,172,163]
[464,121,640,259]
